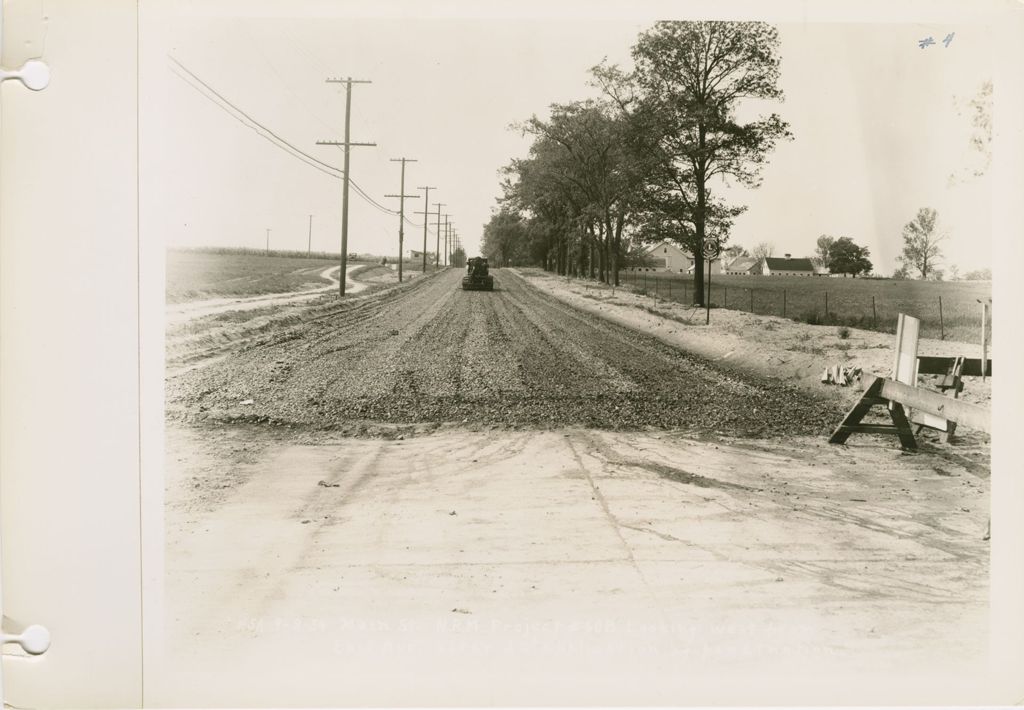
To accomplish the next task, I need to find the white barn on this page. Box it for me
[638,240,723,274]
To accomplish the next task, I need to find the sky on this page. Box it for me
[141,1,996,275]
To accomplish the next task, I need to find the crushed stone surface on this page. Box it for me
[167,269,844,435]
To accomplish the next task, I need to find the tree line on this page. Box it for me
[481,21,791,306]
[482,23,991,288]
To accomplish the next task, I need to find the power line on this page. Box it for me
[168,55,416,223]
[171,66,345,182]
[170,56,344,175]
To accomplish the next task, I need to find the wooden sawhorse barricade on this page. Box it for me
[830,372,991,450]
[831,313,992,449]
[912,356,992,442]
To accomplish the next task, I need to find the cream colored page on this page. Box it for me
[0,1,141,707]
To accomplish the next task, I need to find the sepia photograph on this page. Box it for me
[2,0,1021,707]
[145,3,1004,706]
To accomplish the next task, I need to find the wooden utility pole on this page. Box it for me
[265,228,270,255]
[384,157,418,282]
[307,214,313,254]
[416,186,436,273]
[443,216,452,267]
[432,203,445,270]
[317,77,375,296]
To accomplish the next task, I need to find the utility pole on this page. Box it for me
[445,220,451,267]
[443,215,451,267]
[384,157,418,283]
[307,214,313,255]
[317,77,375,297]
[266,228,270,255]
[415,186,436,274]
[432,203,445,270]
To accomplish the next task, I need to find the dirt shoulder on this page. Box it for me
[513,268,992,412]
[164,266,442,374]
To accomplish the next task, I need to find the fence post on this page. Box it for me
[684,281,688,302]
[750,288,754,314]
[938,296,944,340]
[825,291,829,319]
[783,289,787,318]
[668,278,672,300]
[872,296,877,330]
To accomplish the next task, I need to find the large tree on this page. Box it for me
[481,208,530,267]
[594,21,791,306]
[812,235,835,269]
[751,242,774,262]
[898,207,945,280]
[509,100,644,282]
[827,237,872,277]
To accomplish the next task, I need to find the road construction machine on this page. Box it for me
[461,257,494,291]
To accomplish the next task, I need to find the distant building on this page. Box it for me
[404,249,437,262]
[723,256,761,275]
[639,240,690,271]
[686,258,724,276]
[762,254,816,276]
[638,239,723,274]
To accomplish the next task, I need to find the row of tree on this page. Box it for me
[482,22,987,289]
[482,21,791,306]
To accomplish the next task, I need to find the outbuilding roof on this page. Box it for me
[764,257,815,272]
[725,257,760,272]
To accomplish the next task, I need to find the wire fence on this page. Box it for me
[614,269,992,343]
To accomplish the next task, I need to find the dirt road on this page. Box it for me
[167,268,842,434]
[156,266,992,705]
[155,424,990,706]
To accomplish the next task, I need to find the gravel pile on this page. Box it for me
[167,269,844,436]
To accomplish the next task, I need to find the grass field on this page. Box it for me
[620,270,992,342]
[166,249,343,303]
[166,248,434,303]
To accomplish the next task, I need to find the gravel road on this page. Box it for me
[167,268,844,434]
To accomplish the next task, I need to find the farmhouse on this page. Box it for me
[763,255,816,276]
[638,239,723,274]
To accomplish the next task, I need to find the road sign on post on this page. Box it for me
[702,238,720,325]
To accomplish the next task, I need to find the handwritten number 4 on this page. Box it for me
[919,32,955,49]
